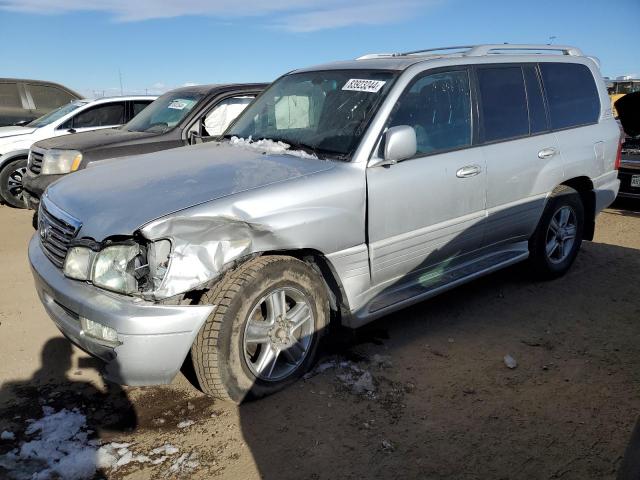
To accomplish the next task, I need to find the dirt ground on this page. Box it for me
[0,200,639,479]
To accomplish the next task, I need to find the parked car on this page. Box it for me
[0,78,81,127]
[29,44,621,403]
[22,83,267,211]
[614,92,640,199]
[0,95,156,208]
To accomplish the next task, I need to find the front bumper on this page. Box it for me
[22,172,65,210]
[28,235,214,385]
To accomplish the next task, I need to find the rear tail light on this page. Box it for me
[615,136,623,170]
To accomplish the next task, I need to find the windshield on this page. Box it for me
[225,69,397,159]
[125,91,204,133]
[27,101,87,128]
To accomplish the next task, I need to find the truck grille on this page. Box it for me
[38,199,81,268]
[29,150,44,174]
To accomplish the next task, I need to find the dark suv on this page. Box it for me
[0,78,81,126]
[23,83,266,211]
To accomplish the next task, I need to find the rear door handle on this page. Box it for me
[456,165,482,178]
[538,147,557,159]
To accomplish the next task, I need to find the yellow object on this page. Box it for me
[71,154,83,171]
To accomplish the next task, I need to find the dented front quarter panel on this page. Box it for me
[141,161,367,299]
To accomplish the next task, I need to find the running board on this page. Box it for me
[355,250,529,324]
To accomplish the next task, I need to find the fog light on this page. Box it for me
[80,317,118,343]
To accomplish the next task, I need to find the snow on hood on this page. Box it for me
[0,125,36,139]
[229,136,319,160]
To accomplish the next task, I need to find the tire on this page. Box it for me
[0,158,28,208]
[191,255,330,403]
[528,185,584,279]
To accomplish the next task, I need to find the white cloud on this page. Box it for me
[0,0,440,31]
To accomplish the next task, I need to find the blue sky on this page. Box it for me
[0,0,638,97]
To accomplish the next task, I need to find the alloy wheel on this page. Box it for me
[545,205,577,264]
[243,287,314,382]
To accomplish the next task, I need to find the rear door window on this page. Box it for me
[477,66,529,142]
[28,84,75,110]
[71,102,126,128]
[539,63,600,130]
[0,82,23,108]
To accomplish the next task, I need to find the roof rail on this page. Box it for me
[356,44,584,61]
[463,44,584,57]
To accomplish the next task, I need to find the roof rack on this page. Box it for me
[356,43,584,60]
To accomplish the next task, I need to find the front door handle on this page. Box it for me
[456,165,482,178]
[538,147,557,159]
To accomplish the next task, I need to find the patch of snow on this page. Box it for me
[177,420,195,429]
[151,444,179,456]
[168,452,199,475]
[229,136,318,160]
[1,431,15,441]
[0,407,99,480]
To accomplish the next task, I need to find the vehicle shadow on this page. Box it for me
[610,198,640,216]
[237,239,640,479]
[0,337,137,479]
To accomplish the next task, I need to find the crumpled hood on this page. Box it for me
[0,126,35,139]
[615,91,640,138]
[46,142,335,239]
[34,127,152,152]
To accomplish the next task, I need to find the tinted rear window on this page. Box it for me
[477,66,529,142]
[539,63,600,130]
[29,84,75,110]
[0,82,22,108]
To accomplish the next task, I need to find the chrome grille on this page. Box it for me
[29,151,44,174]
[38,198,81,268]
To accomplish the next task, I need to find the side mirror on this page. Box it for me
[370,125,417,167]
[188,130,204,145]
[384,125,417,164]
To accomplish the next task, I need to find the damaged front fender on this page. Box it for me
[142,215,275,299]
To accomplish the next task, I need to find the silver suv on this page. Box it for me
[29,44,621,403]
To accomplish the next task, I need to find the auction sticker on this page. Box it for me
[167,99,195,110]
[342,79,386,93]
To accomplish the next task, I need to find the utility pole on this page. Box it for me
[118,69,124,95]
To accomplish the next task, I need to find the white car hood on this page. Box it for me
[0,126,36,139]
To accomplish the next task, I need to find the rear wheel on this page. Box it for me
[0,158,28,208]
[528,186,584,279]
[191,255,329,403]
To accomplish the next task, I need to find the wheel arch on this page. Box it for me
[0,149,30,171]
[559,176,596,241]
[259,248,351,326]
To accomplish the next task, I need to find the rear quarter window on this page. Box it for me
[539,63,600,130]
[0,82,22,108]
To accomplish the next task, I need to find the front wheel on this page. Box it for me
[528,186,584,279]
[0,158,28,208]
[191,255,330,403]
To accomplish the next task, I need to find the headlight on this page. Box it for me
[62,240,171,295]
[63,246,95,280]
[41,149,83,174]
[92,245,141,294]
